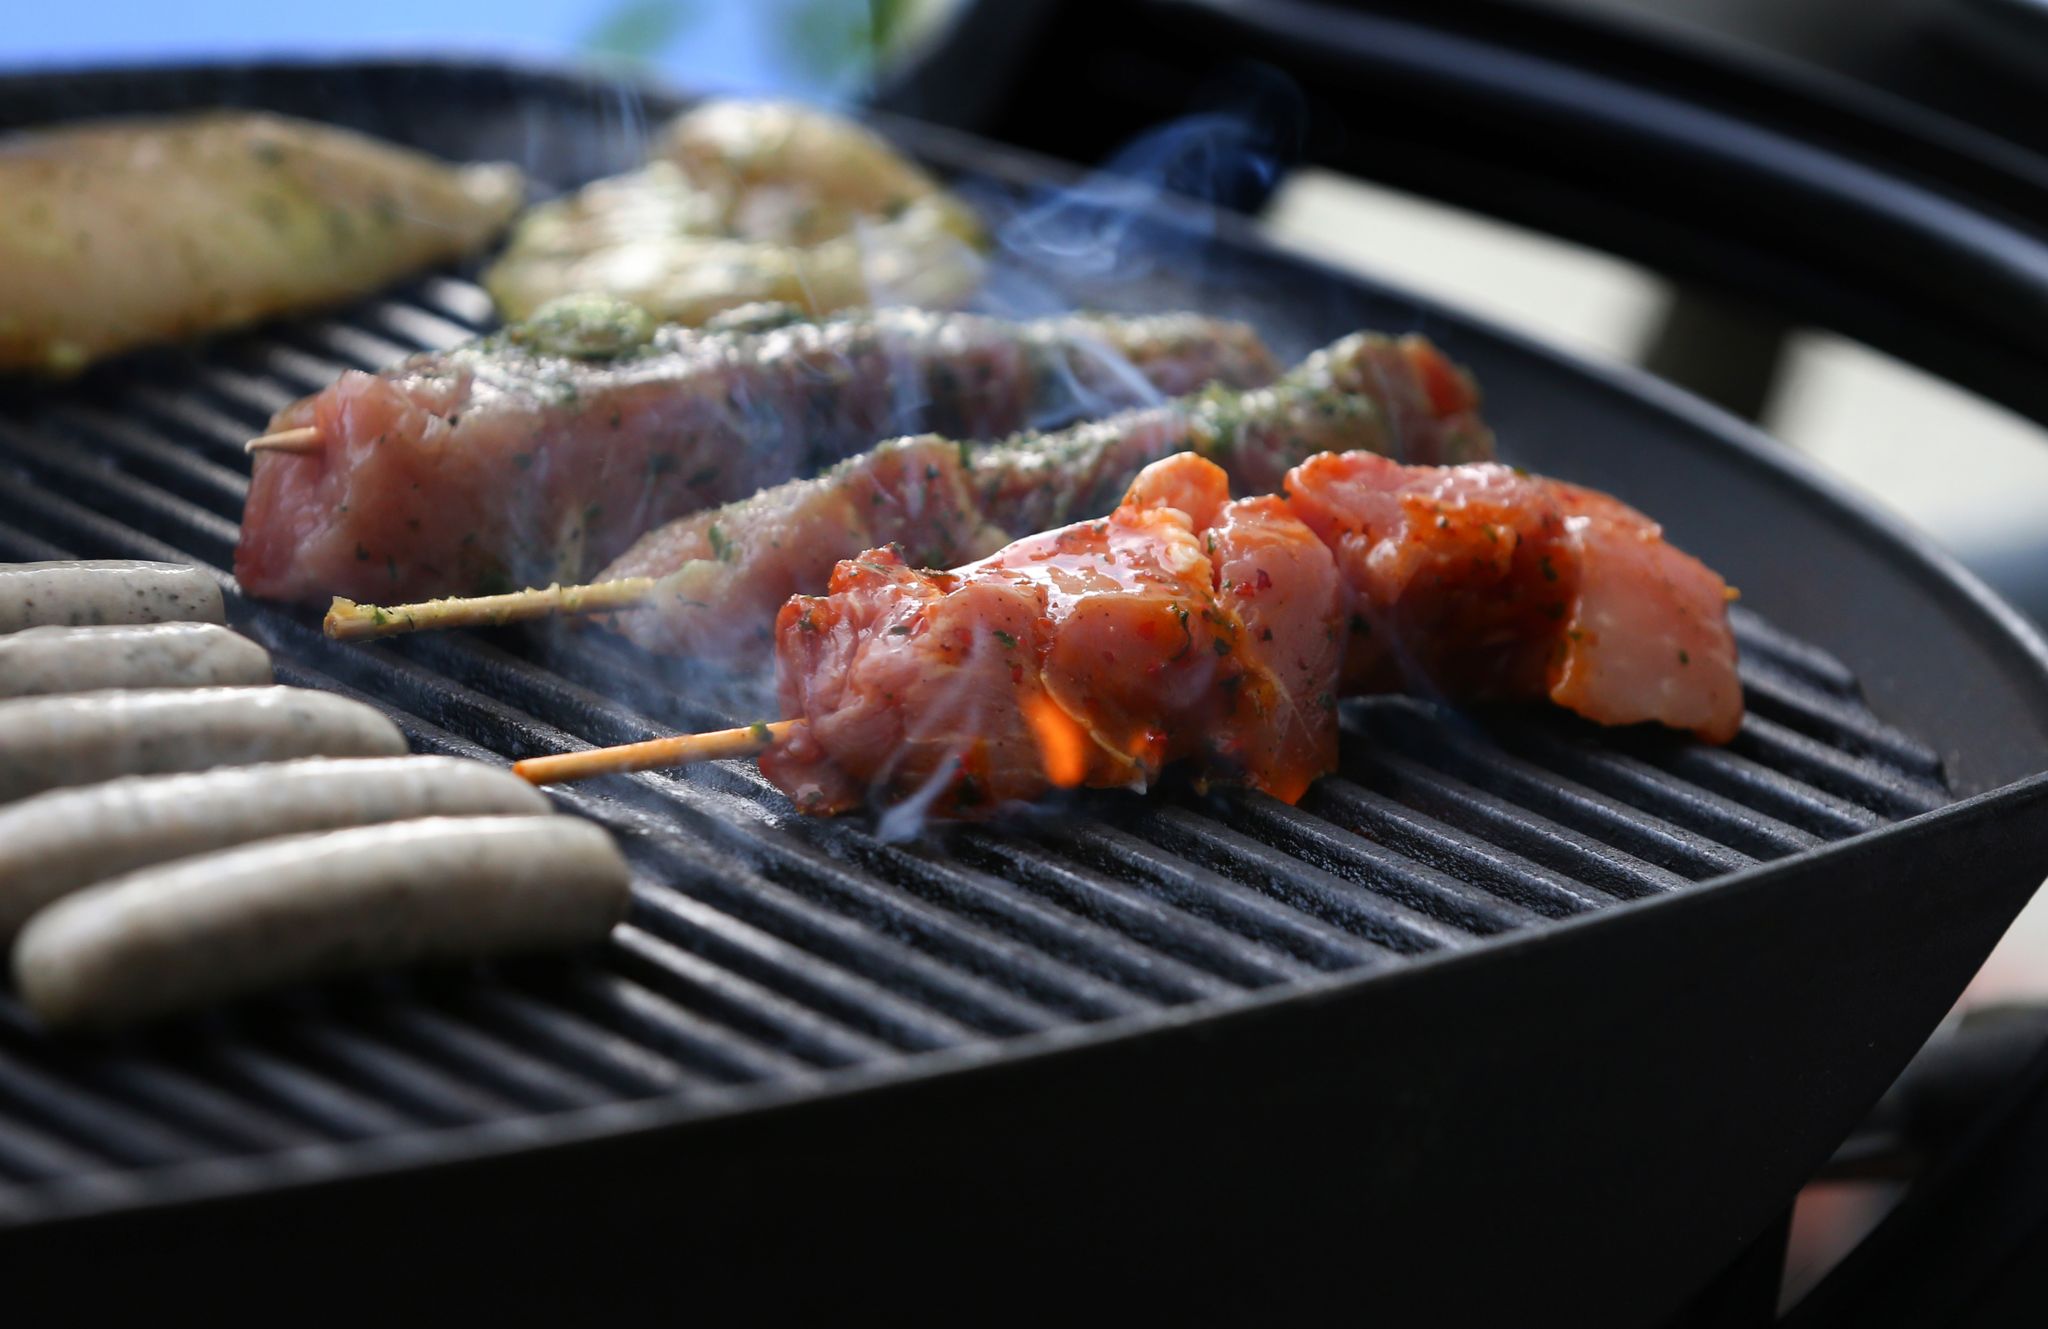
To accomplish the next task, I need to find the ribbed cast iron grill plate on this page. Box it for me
[0,113,1957,1228]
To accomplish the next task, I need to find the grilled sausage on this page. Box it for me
[0,560,225,631]
[0,686,406,802]
[0,756,550,938]
[15,816,632,1031]
[0,622,272,696]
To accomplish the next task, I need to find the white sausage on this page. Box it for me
[0,756,550,938]
[0,686,406,802]
[15,816,632,1031]
[0,560,224,631]
[0,622,272,696]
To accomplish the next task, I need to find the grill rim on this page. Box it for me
[0,54,2043,1251]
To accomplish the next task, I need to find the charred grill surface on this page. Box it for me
[0,261,1953,1223]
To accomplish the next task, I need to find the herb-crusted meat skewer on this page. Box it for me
[236,297,1279,604]
[325,331,1493,659]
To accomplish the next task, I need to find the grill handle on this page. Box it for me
[883,0,2048,434]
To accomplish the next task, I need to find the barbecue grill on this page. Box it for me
[3,20,2048,1324]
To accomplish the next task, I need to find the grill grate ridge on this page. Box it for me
[0,1003,317,1155]
[1489,724,1825,859]
[1125,805,1480,949]
[627,887,987,1052]
[0,270,1959,1216]
[347,993,614,1114]
[737,824,1166,1020]
[948,832,1311,992]
[1210,789,1573,925]
[607,922,894,1070]
[1356,701,1757,879]
[30,405,250,515]
[1049,821,1401,970]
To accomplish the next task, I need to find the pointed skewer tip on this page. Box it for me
[515,720,796,786]
[245,426,322,455]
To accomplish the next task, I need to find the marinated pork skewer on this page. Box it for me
[327,331,1491,654]
[236,298,1279,603]
[514,449,1741,814]
[517,450,1342,809]
[0,111,523,375]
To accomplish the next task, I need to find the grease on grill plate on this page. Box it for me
[0,275,1952,1218]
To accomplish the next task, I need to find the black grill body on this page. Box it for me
[0,60,2045,1326]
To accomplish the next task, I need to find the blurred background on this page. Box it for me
[9,0,2048,1311]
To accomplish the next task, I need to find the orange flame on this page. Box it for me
[1023,692,1091,788]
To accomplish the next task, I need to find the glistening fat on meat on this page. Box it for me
[0,756,550,939]
[514,447,1743,813]
[14,817,632,1032]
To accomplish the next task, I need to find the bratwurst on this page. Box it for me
[0,756,548,938]
[15,817,632,1031]
[0,559,224,631]
[0,686,406,802]
[0,621,271,696]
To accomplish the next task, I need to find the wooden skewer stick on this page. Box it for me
[245,426,323,455]
[515,720,796,785]
[325,578,664,641]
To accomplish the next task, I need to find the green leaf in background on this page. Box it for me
[582,0,706,64]
[780,0,921,91]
